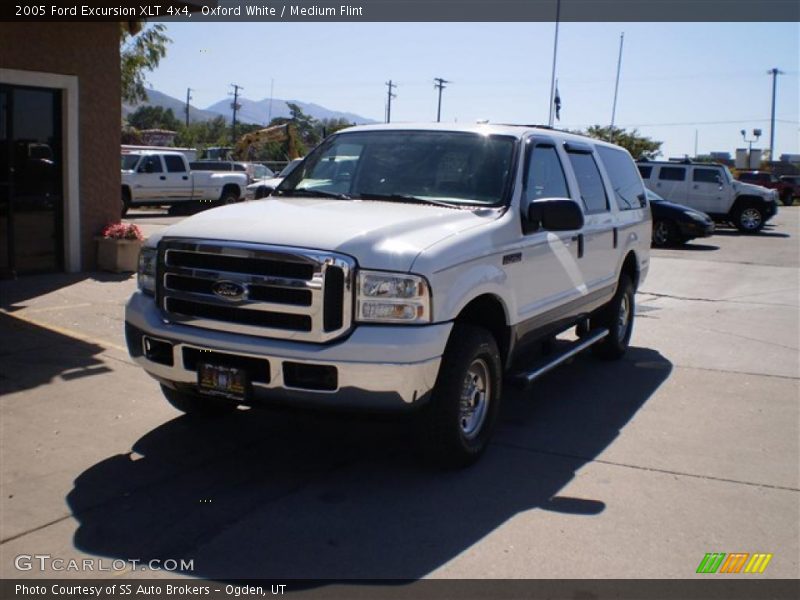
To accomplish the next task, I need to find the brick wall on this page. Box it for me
[0,22,121,270]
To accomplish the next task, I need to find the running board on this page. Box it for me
[512,328,609,388]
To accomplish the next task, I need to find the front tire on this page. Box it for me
[652,219,681,247]
[121,188,131,217]
[419,324,503,468]
[219,187,239,205]
[161,385,238,416]
[732,204,765,233]
[591,274,635,360]
[780,190,794,207]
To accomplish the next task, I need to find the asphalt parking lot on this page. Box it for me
[0,207,798,581]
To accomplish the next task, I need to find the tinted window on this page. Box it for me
[597,146,645,210]
[637,165,652,178]
[659,167,686,181]
[163,155,186,173]
[140,155,162,173]
[693,168,720,183]
[525,144,569,204]
[567,151,608,213]
[190,161,229,171]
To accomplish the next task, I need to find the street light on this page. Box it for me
[741,128,761,169]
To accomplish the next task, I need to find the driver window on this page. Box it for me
[524,145,570,210]
[140,155,163,173]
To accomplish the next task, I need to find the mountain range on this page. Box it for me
[123,89,374,126]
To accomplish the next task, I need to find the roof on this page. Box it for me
[337,122,621,150]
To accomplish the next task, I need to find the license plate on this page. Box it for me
[198,363,248,400]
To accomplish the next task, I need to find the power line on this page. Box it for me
[184,87,192,127]
[434,77,450,122]
[385,80,397,123]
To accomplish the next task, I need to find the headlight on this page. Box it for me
[356,270,431,324]
[137,247,157,295]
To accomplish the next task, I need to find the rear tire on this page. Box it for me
[219,187,239,205]
[418,324,503,468]
[161,384,238,416]
[591,274,635,360]
[121,188,131,217]
[732,204,765,233]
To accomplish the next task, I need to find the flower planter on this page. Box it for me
[96,237,142,273]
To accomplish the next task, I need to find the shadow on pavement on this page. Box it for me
[0,312,109,395]
[0,272,131,309]
[66,346,671,581]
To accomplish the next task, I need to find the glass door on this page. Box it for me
[0,85,64,276]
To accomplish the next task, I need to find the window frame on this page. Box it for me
[565,146,610,215]
[521,137,572,209]
[658,166,687,181]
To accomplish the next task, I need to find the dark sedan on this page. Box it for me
[647,189,715,247]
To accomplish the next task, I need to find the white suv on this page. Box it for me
[126,124,651,467]
[637,160,778,232]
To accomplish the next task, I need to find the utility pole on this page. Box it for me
[184,87,193,127]
[767,67,784,161]
[610,32,624,128]
[385,80,397,123]
[267,78,274,125]
[230,83,243,143]
[547,0,561,127]
[434,77,450,122]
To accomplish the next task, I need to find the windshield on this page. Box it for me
[279,130,517,206]
[121,154,140,170]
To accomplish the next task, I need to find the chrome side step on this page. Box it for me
[513,328,609,388]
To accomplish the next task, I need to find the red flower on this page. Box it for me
[100,222,144,241]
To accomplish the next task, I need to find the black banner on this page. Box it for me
[2,0,800,22]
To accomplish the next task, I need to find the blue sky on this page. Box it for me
[147,21,799,159]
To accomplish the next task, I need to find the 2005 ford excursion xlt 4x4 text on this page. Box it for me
[125,123,651,467]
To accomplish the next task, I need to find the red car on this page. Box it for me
[736,171,795,206]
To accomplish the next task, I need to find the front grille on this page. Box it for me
[157,239,355,343]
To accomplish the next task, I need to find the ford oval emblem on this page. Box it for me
[211,280,247,302]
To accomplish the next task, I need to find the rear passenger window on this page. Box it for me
[659,167,686,181]
[637,165,652,178]
[524,145,570,203]
[163,155,186,173]
[597,146,646,210]
[567,151,608,213]
[693,168,720,183]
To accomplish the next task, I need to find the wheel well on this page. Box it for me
[731,195,767,214]
[221,184,240,198]
[621,251,639,290]
[455,295,510,366]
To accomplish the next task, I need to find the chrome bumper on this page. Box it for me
[125,292,451,410]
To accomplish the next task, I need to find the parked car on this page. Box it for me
[637,159,778,233]
[245,158,303,199]
[126,123,651,467]
[189,160,273,184]
[121,151,247,216]
[736,171,794,206]
[778,175,799,205]
[646,189,714,247]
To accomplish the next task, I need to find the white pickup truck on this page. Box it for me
[121,150,247,216]
[125,123,651,467]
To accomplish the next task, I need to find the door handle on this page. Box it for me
[571,233,584,259]
[159,176,166,180]
[182,176,188,180]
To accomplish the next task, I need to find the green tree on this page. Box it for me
[127,105,181,131]
[580,125,662,160]
[174,116,229,149]
[315,118,354,139]
[120,23,171,104]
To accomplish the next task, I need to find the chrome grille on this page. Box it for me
[157,239,355,342]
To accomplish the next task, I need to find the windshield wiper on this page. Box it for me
[355,193,461,209]
[276,189,351,200]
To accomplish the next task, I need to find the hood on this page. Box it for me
[652,199,710,220]
[148,197,500,272]
[246,177,283,190]
[735,180,775,199]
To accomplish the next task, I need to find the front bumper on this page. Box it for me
[125,292,451,410]
[677,219,715,240]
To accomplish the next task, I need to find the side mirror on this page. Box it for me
[526,198,584,233]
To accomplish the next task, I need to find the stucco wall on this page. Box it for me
[0,22,121,270]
